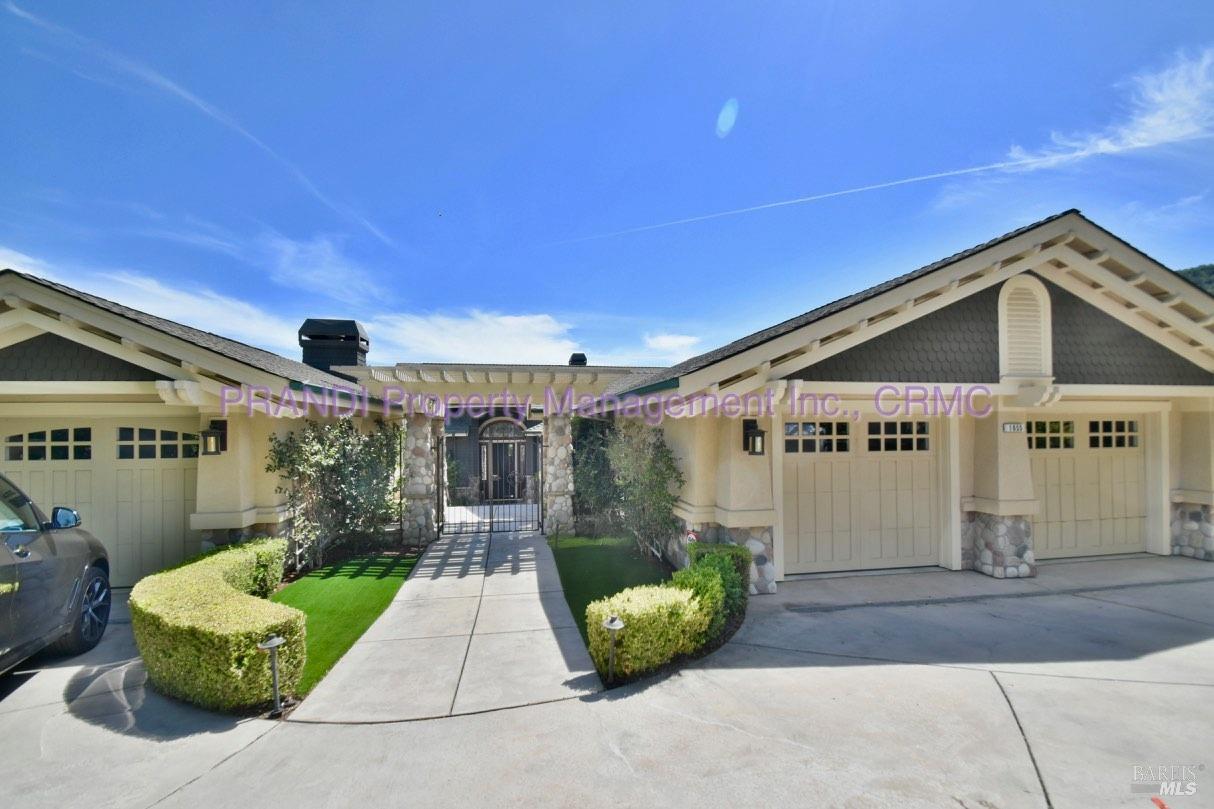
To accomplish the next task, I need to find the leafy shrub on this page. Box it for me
[688,544,749,619]
[606,420,684,556]
[571,417,622,535]
[586,585,708,678]
[670,563,726,642]
[266,419,402,567]
[130,538,306,712]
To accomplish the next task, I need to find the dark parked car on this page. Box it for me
[0,473,110,675]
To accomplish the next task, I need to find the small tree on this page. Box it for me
[266,419,402,568]
[606,419,684,557]
[571,417,622,535]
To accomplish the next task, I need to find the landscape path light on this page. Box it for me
[258,634,287,718]
[602,614,625,684]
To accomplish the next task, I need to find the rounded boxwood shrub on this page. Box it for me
[586,585,708,678]
[691,552,745,621]
[689,542,751,591]
[670,563,726,642]
[130,538,306,712]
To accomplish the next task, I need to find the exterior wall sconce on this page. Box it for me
[200,419,228,456]
[742,419,766,456]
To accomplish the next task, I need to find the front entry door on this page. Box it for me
[489,442,518,501]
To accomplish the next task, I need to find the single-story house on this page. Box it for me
[612,209,1214,591]
[3,208,1212,592]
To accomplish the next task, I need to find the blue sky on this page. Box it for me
[2,2,1213,366]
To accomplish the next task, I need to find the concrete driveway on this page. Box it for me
[3,555,1212,808]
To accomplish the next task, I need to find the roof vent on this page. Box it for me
[299,319,369,375]
[568,352,587,367]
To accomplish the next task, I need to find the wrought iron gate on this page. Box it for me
[440,424,541,534]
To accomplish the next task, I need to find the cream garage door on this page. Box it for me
[1028,416,1146,559]
[1,418,200,586]
[782,418,939,574]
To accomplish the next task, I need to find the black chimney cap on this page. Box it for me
[568,352,587,366]
[299,319,369,346]
[299,319,369,377]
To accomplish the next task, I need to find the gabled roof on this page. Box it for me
[621,209,1214,394]
[0,269,351,389]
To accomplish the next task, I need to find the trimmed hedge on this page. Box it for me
[670,563,725,642]
[691,550,746,621]
[586,542,754,682]
[586,585,708,678]
[130,538,306,712]
[689,542,751,592]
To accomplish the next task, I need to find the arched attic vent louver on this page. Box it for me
[999,274,1053,379]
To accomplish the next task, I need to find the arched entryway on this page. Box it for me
[441,415,541,533]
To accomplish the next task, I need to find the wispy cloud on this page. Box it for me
[367,311,579,364]
[260,232,382,305]
[552,47,1214,244]
[3,242,690,367]
[1119,190,1212,230]
[0,248,302,355]
[1008,48,1214,169]
[5,2,393,247]
[644,332,700,360]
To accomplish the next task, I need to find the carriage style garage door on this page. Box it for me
[782,418,940,574]
[1028,416,1146,559]
[1,417,200,586]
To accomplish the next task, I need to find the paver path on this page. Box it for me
[289,531,601,723]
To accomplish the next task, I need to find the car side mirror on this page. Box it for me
[51,507,81,529]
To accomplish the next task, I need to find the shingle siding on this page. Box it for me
[787,285,1000,383]
[0,333,168,381]
[785,276,1214,386]
[1049,280,1214,385]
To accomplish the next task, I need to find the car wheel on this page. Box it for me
[50,566,111,655]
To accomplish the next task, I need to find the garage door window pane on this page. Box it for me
[138,444,156,459]
[869,421,929,452]
[183,443,199,458]
[1089,418,1139,450]
[73,427,91,442]
[28,446,46,461]
[1026,420,1074,451]
[118,444,134,460]
[73,445,91,460]
[50,445,69,460]
[784,439,799,453]
[138,428,156,441]
[161,444,179,459]
[119,427,134,442]
[793,422,852,453]
[5,447,21,461]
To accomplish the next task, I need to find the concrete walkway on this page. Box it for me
[289,531,600,723]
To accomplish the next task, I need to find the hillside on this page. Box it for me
[1180,264,1214,294]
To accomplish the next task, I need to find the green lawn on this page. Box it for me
[271,554,416,694]
[548,536,670,641]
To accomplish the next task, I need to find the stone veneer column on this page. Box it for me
[665,521,778,595]
[543,413,574,534]
[401,413,438,544]
[963,512,1036,578]
[1171,503,1214,560]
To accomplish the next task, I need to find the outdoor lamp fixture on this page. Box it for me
[200,419,228,456]
[742,419,766,456]
[257,634,287,718]
[602,614,625,683]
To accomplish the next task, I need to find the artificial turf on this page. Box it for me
[271,553,416,694]
[547,535,670,642]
